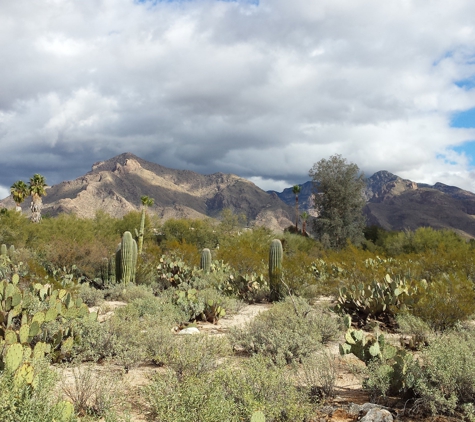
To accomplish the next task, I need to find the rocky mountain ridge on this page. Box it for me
[272,170,475,238]
[3,153,475,237]
[0,153,295,232]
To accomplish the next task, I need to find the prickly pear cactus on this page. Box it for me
[200,248,212,274]
[251,410,266,422]
[269,239,283,301]
[339,316,385,363]
[0,244,7,257]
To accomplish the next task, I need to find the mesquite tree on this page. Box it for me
[309,154,366,249]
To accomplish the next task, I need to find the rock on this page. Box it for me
[360,408,393,422]
[178,327,200,335]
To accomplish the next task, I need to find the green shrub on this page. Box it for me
[411,330,475,416]
[396,313,432,349]
[78,283,104,307]
[410,273,475,330]
[103,283,155,302]
[230,297,339,364]
[155,335,231,378]
[298,351,338,400]
[142,354,315,422]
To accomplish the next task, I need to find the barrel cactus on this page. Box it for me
[269,239,283,301]
[200,248,212,274]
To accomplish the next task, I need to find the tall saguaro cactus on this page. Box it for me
[118,231,138,284]
[200,248,212,274]
[137,195,154,255]
[269,239,283,301]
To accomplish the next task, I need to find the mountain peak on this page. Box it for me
[365,170,417,202]
[91,152,143,173]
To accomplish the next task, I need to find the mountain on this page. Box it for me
[271,170,475,238]
[0,153,294,232]
[267,181,317,217]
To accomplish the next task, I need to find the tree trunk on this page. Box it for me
[30,195,42,223]
[295,196,299,231]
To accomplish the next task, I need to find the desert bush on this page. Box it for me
[410,273,475,330]
[396,313,432,349]
[298,351,338,400]
[230,297,339,364]
[61,364,129,420]
[78,283,105,307]
[70,317,117,363]
[364,347,417,401]
[103,283,155,302]
[155,335,231,378]
[216,227,272,275]
[143,354,314,422]
[411,330,475,416]
[71,298,179,365]
[160,218,219,251]
[382,227,470,256]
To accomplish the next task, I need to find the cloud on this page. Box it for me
[1,0,475,198]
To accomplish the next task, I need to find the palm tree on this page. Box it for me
[138,195,154,254]
[292,185,301,232]
[29,174,47,223]
[10,180,29,213]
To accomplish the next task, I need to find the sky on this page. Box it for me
[1,0,475,201]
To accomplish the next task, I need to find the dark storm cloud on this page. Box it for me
[1,0,475,199]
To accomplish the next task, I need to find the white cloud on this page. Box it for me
[0,0,475,193]
[0,186,9,201]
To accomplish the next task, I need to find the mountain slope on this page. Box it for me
[272,170,475,238]
[1,153,294,231]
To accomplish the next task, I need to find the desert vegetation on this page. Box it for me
[1,206,475,421]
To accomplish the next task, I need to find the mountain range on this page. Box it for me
[2,152,475,238]
[272,170,475,238]
[0,153,295,232]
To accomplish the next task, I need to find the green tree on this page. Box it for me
[309,154,366,249]
[10,180,29,213]
[292,185,301,232]
[29,174,47,223]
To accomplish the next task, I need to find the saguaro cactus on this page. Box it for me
[108,254,116,284]
[118,232,138,284]
[101,258,109,285]
[200,248,212,274]
[269,239,283,301]
[138,196,154,255]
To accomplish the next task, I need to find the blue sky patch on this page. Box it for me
[451,107,475,128]
[455,78,475,90]
[452,141,475,166]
